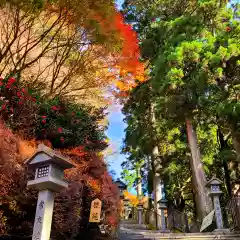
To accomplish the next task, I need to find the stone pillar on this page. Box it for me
[138,204,143,225]
[127,206,132,219]
[154,174,162,229]
[123,198,130,220]
[32,190,55,240]
[124,208,129,220]
[213,195,223,229]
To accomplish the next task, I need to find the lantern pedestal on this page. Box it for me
[123,198,130,220]
[137,203,143,225]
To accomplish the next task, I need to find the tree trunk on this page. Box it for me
[136,167,142,200]
[186,119,212,220]
[231,129,240,162]
[217,127,232,196]
[149,103,163,228]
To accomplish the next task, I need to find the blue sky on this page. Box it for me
[105,106,138,196]
[104,0,126,180]
[106,105,126,179]
[116,0,124,9]
[105,0,139,196]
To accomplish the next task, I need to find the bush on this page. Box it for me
[0,75,108,151]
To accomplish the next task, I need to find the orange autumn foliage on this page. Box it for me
[122,191,148,208]
[91,10,147,93]
[113,13,142,71]
[47,1,145,94]
[112,12,147,92]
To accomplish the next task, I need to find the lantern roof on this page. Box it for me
[206,176,223,187]
[25,144,75,169]
[115,178,127,190]
[157,198,167,204]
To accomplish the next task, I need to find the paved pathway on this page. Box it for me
[119,227,153,240]
[119,231,152,240]
[119,227,240,240]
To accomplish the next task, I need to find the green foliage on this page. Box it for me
[36,97,107,150]
[121,169,137,190]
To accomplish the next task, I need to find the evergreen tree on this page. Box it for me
[121,0,240,221]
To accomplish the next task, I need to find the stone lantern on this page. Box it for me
[206,177,226,231]
[123,198,130,220]
[158,198,168,232]
[137,203,144,225]
[25,144,75,240]
[115,179,127,199]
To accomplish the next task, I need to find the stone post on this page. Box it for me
[153,173,162,229]
[33,190,55,240]
[158,199,169,232]
[123,198,130,220]
[137,203,144,225]
[206,177,229,232]
[127,206,132,219]
[25,144,75,240]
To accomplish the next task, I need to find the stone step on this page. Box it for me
[120,227,240,240]
[121,233,240,240]
[148,234,240,240]
[121,220,138,224]
[121,223,147,230]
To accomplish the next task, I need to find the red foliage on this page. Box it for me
[0,76,39,138]
[112,12,145,83]
[0,122,37,234]
[62,148,120,232]
[51,106,60,111]
[114,13,140,69]
[226,26,231,32]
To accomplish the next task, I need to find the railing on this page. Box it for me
[227,195,240,231]
[125,206,201,233]
[142,207,162,228]
[167,209,201,233]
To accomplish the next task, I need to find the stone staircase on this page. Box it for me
[120,220,240,240]
[121,220,148,230]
